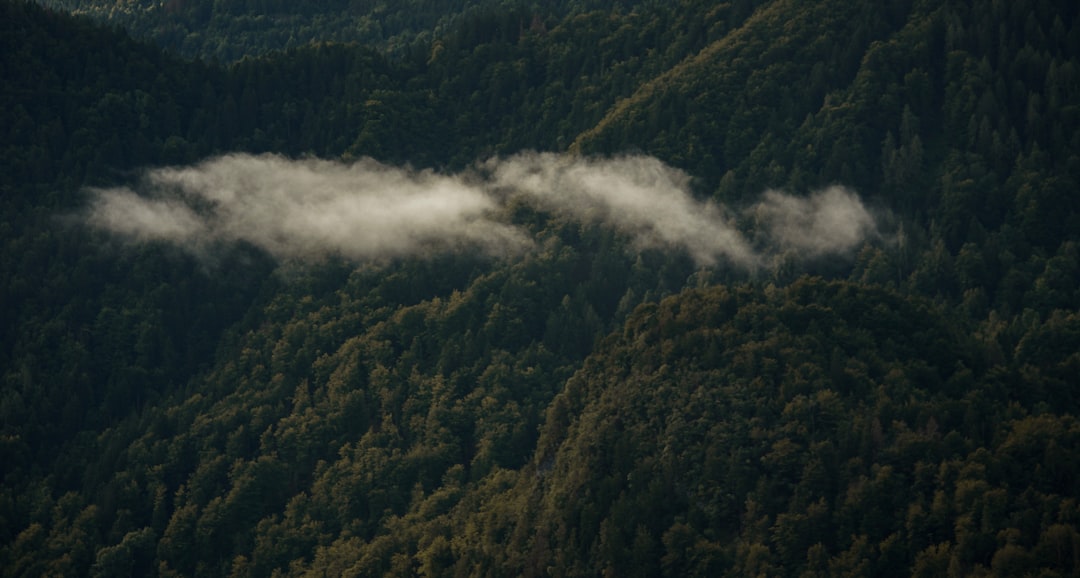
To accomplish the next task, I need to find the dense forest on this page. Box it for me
[31,0,654,61]
[2,0,1079,575]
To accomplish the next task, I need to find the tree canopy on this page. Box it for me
[2,0,1079,575]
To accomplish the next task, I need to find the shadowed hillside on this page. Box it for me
[2,0,1079,575]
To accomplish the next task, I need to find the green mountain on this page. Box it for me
[2,0,1079,576]
[31,0,652,61]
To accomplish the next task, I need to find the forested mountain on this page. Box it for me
[2,0,1079,576]
[31,0,653,61]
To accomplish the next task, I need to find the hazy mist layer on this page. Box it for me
[83,152,881,268]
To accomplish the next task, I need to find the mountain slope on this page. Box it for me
[32,0,656,61]
[572,0,888,183]
[2,0,1080,576]
[475,279,1080,576]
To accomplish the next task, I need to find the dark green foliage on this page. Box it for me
[3,0,1080,576]
[483,280,1080,577]
[32,0,659,62]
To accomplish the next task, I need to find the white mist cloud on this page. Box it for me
[86,153,530,260]
[750,186,878,257]
[86,188,206,242]
[81,152,883,269]
[487,153,756,267]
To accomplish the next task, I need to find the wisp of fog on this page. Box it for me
[488,153,756,266]
[750,187,879,257]
[87,154,530,260]
[82,152,883,268]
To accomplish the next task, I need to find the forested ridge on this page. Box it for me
[31,0,657,62]
[2,0,1079,576]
